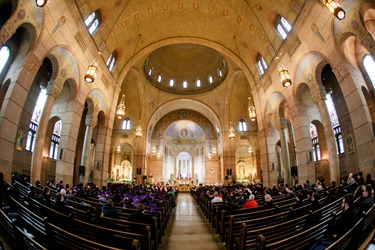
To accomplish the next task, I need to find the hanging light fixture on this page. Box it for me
[248,146,253,154]
[229,121,236,140]
[135,121,142,138]
[320,0,345,20]
[207,153,212,160]
[116,94,126,119]
[116,144,121,153]
[84,52,101,83]
[36,0,48,7]
[156,152,161,160]
[83,1,134,83]
[279,65,292,87]
[212,146,217,155]
[248,97,256,121]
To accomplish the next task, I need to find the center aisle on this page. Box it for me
[160,192,225,250]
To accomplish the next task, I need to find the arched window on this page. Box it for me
[239,119,247,132]
[169,79,175,87]
[85,11,101,35]
[122,118,130,130]
[196,79,201,87]
[256,54,267,76]
[275,16,292,40]
[310,123,320,161]
[0,46,10,75]
[363,54,375,90]
[106,51,117,72]
[26,88,48,152]
[325,93,344,154]
[49,120,62,160]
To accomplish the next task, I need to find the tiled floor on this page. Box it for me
[160,193,225,250]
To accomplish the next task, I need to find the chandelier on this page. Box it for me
[116,95,126,119]
[135,121,142,138]
[36,0,48,7]
[248,97,256,121]
[229,121,235,140]
[279,66,292,87]
[320,0,345,20]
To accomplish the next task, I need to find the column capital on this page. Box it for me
[85,115,97,127]
[311,86,327,103]
[46,81,63,97]
[276,118,288,130]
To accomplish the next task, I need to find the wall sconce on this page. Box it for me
[212,146,217,155]
[320,0,345,20]
[36,0,48,7]
[279,65,292,87]
[207,153,212,160]
[43,153,49,159]
[116,144,121,153]
[156,152,161,160]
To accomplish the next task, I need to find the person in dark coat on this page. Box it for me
[37,186,51,207]
[54,193,69,215]
[356,184,374,217]
[311,192,324,211]
[128,203,153,225]
[101,199,118,219]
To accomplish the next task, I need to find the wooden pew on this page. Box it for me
[255,216,334,250]
[225,204,311,250]
[218,200,295,242]
[235,197,342,250]
[29,197,154,250]
[326,204,375,250]
[45,222,133,250]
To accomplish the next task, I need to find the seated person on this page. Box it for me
[264,194,275,208]
[54,193,68,215]
[128,203,153,225]
[101,199,118,219]
[292,192,305,209]
[37,186,51,207]
[356,184,374,217]
[243,194,258,208]
[211,191,223,203]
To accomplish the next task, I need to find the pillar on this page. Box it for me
[278,118,292,186]
[79,115,97,185]
[312,86,340,184]
[31,82,62,184]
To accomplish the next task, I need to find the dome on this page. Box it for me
[144,43,228,95]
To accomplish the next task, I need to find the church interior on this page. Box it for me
[0,0,375,195]
[1,0,375,249]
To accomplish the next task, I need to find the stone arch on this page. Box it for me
[359,2,375,39]
[86,88,109,116]
[117,37,256,91]
[147,99,222,154]
[1,24,36,84]
[362,86,375,122]
[44,46,80,91]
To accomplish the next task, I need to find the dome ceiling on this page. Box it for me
[144,44,228,94]
[76,0,307,88]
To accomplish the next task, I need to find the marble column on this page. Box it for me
[79,115,97,184]
[31,82,62,184]
[278,118,292,187]
[312,86,340,184]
